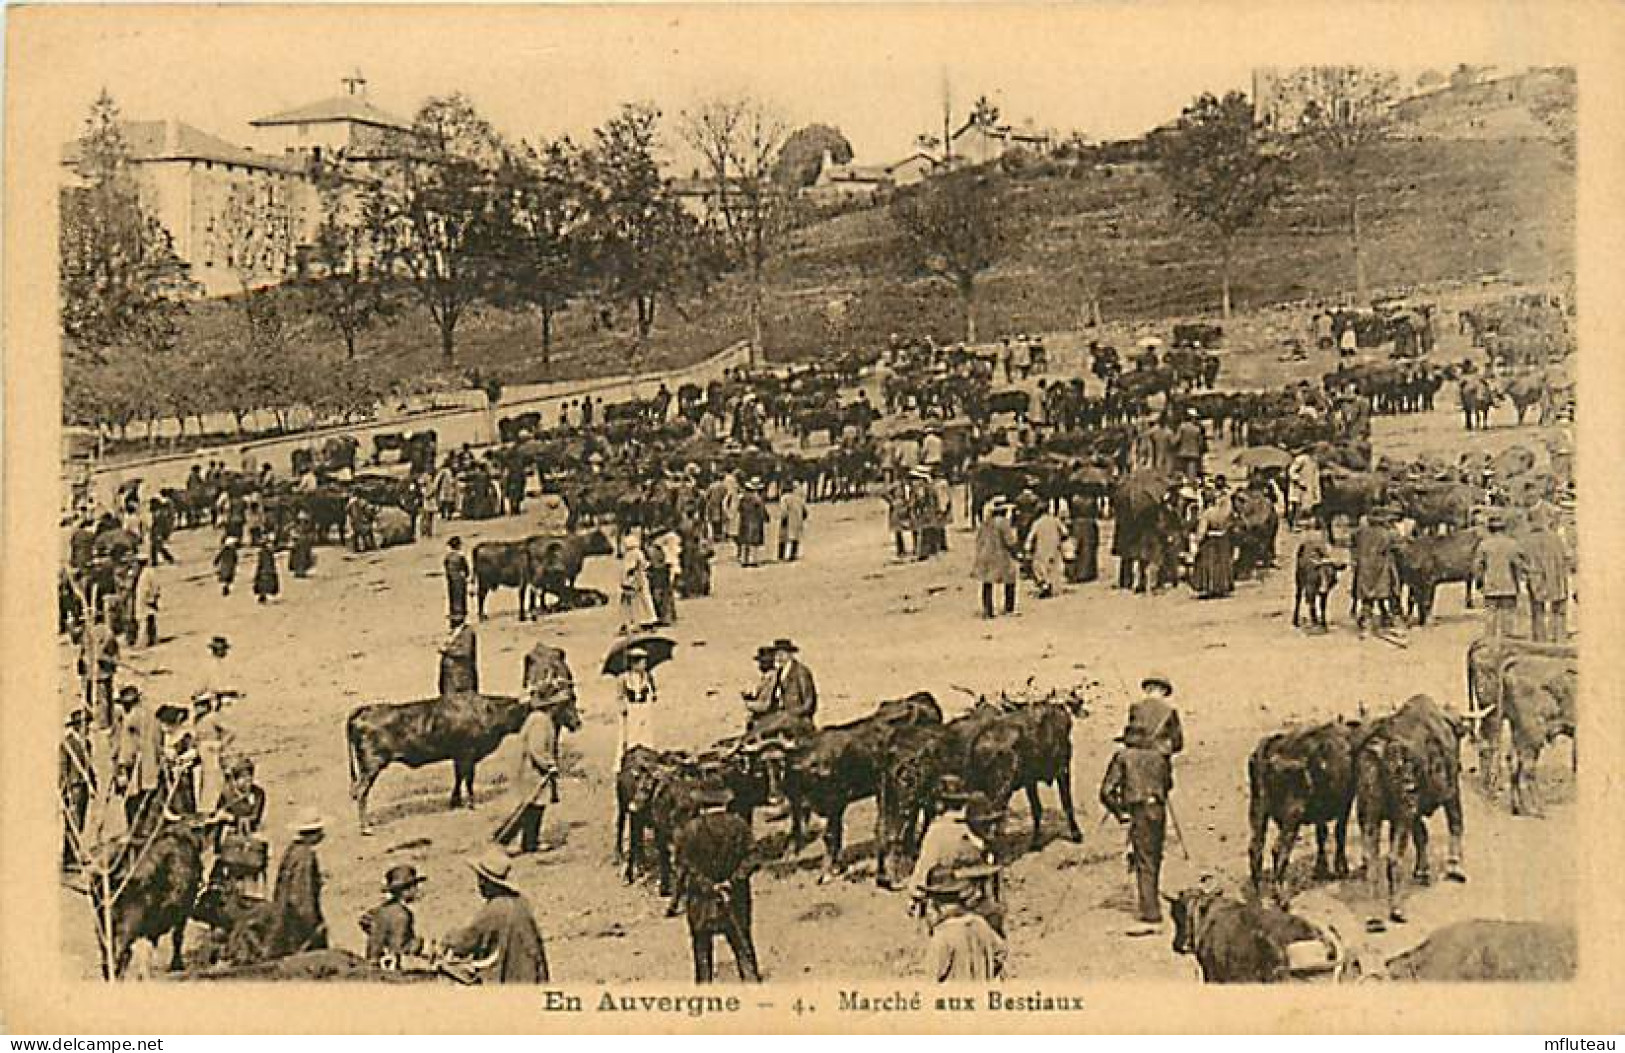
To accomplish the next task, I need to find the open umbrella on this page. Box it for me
[1235,445,1292,471]
[601,633,676,677]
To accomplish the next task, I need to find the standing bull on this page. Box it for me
[1246,721,1359,899]
[346,644,579,833]
[1355,694,1467,929]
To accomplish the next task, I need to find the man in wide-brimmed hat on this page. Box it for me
[769,637,818,723]
[114,685,163,829]
[363,864,426,966]
[907,784,1005,931]
[495,674,571,857]
[1125,673,1184,760]
[266,808,328,958]
[446,851,549,983]
[920,864,1007,982]
[741,645,781,734]
[674,785,762,983]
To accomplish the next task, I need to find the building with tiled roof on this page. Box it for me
[61,76,411,296]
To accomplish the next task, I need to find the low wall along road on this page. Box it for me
[82,341,752,509]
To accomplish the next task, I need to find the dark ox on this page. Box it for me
[1167,888,1322,984]
[87,813,206,978]
[945,696,1085,851]
[782,693,943,881]
[1292,539,1345,629]
[1393,529,1481,626]
[1355,694,1467,928]
[1466,638,1576,817]
[345,643,579,833]
[473,530,612,620]
[1246,722,1359,898]
[1316,470,1386,542]
[874,721,959,887]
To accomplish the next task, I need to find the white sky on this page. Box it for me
[22,5,1564,168]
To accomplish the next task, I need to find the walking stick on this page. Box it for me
[1165,795,1192,862]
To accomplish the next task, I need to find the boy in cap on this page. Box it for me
[921,864,1007,982]
[363,865,426,966]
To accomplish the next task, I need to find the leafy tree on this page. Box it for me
[487,138,590,373]
[681,94,794,366]
[1295,67,1399,300]
[59,90,193,364]
[773,123,854,188]
[298,178,396,358]
[889,169,1024,343]
[370,93,508,364]
[580,103,717,362]
[1158,91,1287,319]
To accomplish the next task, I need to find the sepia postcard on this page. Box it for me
[3,0,1624,1035]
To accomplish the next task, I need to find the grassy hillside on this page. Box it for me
[171,133,1573,392]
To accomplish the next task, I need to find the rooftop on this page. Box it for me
[250,94,412,132]
[61,119,306,175]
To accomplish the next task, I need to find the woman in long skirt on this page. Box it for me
[1190,487,1235,599]
[618,531,657,632]
[253,538,280,604]
[615,648,658,771]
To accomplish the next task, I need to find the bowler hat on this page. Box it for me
[65,709,90,728]
[936,774,973,805]
[117,686,143,706]
[383,864,426,894]
[1140,673,1174,694]
[772,637,799,653]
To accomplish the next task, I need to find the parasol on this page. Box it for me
[1235,446,1293,471]
[601,633,676,677]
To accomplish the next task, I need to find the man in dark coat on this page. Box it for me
[447,852,550,983]
[770,638,818,723]
[1173,411,1207,479]
[61,709,95,870]
[439,614,479,695]
[1126,673,1185,759]
[443,536,470,620]
[673,787,762,983]
[1100,726,1173,925]
[267,810,328,957]
[362,864,425,966]
[972,498,1021,618]
[737,480,768,568]
[1351,511,1400,634]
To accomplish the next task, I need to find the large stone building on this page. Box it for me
[61,77,412,297]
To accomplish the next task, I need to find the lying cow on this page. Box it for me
[1355,694,1467,929]
[782,693,943,881]
[1247,721,1359,899]
[1292,538,1345,630]
[1381,919,1576,982]
[345,643,579,833]
[1167,887,1325,983]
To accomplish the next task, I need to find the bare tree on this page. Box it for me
[681,95,793,367]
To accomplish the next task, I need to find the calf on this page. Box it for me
[1292,539,1344,629]
[1247,722,1359,898]
[1167,888,1322,983]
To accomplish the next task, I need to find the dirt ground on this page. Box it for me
[60,304,1577,984]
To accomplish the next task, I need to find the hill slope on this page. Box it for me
[169,133,1572,392]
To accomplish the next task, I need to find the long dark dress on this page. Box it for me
[1070,515,1100,583]
[253,545,280,599]
[1191,534,1234,597]
[288,524,315,577]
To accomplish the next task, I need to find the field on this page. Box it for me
[59,310,1577,984]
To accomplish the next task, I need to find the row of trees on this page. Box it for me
[62,69,1408,439]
